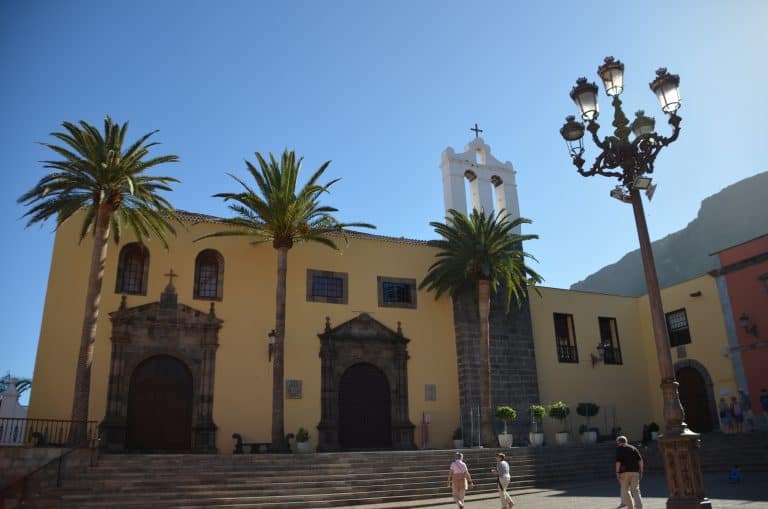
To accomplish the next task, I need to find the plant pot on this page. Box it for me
[651,431,659,440]
[453,439,464,449]
[498,433,513,448]
[296,441,310,453]
[555,431,569,445]
[580,431,597,444]
[528,432,544,447]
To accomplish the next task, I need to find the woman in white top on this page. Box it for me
[447,451,474,508]
[492,452,515,508]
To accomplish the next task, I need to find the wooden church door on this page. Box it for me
[338,363,392,449]
[126,355,193,451]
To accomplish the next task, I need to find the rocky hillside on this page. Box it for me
[570,171,768,296]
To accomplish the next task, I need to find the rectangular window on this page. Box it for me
[306,269,348,304]
[665,308,692,347]
[313,276,343,299]
[377,276,417,309]
[553,313,579,363]
[598,317,623,365]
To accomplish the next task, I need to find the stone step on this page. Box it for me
[47,434,768,509]
[60,485,497,509]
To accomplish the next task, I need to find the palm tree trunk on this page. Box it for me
[70,204,111,441]
[477,278,494,446]
[271,245,289,451]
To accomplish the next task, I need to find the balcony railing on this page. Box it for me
[0,418,98,448]
[556,343,579,363]
[603,345,623,365]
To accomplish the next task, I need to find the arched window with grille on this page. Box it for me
[115,243,149,295]
[194,249,224,300]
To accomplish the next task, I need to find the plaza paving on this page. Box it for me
[354,472,768,509]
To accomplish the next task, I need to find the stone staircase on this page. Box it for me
[644,430,768,473]
[45,445,614,509]
[29,432,768,508]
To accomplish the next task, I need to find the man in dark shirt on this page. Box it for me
[615,435,643,509]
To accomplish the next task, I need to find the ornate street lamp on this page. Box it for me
[560,57,711,509]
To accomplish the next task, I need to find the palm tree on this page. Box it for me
[198,149,374,451]
[419,208,542,446]
[0,375,32,398]
[18,117,179,433]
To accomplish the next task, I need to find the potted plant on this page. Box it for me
[576,402,600,444]
[528,404,546,447]
[452,427,464,449]
[547,401,570,445]
[648,422,660,440]
[296,427,310,453]
[495,406,517,448]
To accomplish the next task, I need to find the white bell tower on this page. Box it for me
[439,128,521,233]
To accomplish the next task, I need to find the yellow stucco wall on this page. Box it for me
[636,275,736,429]
[28,216,460,450]
[28,214,736,451]
[529,287,655,442]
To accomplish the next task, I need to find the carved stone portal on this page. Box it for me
[100,283,222,452]
[317,313,415,451]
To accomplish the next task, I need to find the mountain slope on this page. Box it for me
[570,171,768,296]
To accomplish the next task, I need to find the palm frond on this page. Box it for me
[19,116,180,245]
[420,208,543,310]
[201,149,375,249]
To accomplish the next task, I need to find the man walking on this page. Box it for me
[615,435,643,509]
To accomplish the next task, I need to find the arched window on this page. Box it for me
[115,243,149,295]
[194,249,224,300]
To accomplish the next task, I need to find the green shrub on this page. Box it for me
[576,402,600,418]
[452,427,463,440]
[528,404,546,420]
[528,404,546,433]
[495,406,518,434]
[296,427,310,442]
[648,422,660,433]
[547,401,570,432]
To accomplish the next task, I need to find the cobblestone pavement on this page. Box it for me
[393,472,768,509]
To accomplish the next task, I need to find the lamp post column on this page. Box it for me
[630,188,710,509]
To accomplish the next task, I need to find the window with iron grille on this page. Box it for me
[553,313,579,363]
[598,316,623,365]
[377,276,417,309]
[115,243,149,295]
[194,249,224,300]
[665,308,692,347]
[306,269,348,304]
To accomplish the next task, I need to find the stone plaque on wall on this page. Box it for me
[425,384,437,401]
[287,379,303,399]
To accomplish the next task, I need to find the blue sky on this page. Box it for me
[2,1,767,389]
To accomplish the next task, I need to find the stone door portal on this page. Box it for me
[339,363,392,449]
[317,313,415,451]
[126,355,193,451]
[677,366,713,433]
[101,282,222,452]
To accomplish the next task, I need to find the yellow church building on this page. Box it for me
[27,137,737,452]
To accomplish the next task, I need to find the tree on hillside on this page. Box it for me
[198,149,374,451]
[419,209,542,446]
[18,117,180,433]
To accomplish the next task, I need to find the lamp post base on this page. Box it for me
[657,432,712,509]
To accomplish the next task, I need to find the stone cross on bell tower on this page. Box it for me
[439,130,522,233]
